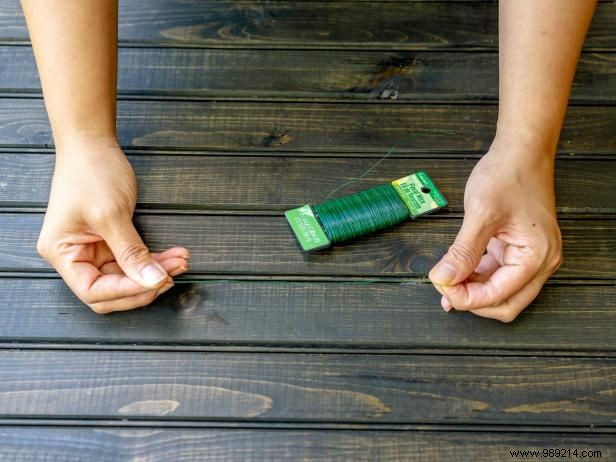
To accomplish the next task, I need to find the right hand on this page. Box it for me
[37,137,190,314]
[429,137,562,323]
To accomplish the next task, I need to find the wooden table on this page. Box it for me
[0,1,614,460]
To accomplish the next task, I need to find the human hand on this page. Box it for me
[37,137,190,314]
[429,137,562,322]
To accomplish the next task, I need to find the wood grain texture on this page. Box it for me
[0,428,613,462]
[1,279,616,351]
[0,350,615,425]
[0,154,614,214]
[2,46,616,102]
[0,213,614,278]
[1,99,615,154]
[0,0,614,50]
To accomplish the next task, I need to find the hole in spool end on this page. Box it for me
[421,186,431,194]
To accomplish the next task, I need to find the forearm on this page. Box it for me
[20,0,119,150]
[496,0,597,155]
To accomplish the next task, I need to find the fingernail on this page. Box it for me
[170,265,189,277]
[141,263,167,287]
[156,281,175,297]
[441,296,453,312]
[430,262,457,285]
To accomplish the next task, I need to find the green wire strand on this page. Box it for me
[313,183,410,243]
[322,134,416,201]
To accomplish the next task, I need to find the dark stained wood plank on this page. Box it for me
[2,46,616,102]
[0,427,614,462]
[1,279,616,351]
[0,350,615,425]
[0,1,498,47]
[0,154,614,214]
[0,0,26,40]
[4,47,502,100]
[1,1,614,50]
[0,214,614,278]
[1,99,615,154]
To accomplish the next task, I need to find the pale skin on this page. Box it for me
[21,0,189,313]
[21,0,596,319]
[430,0,597,322]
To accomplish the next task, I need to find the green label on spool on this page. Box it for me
[285,205,331,252]
[392,171,448,218]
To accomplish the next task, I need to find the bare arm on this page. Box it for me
[21,0,189,313]
[21,0,118,148]
[430,0,597,322]
[497,0,597,153]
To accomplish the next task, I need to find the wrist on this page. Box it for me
[54,133,123,165]
[54,131,120,155]
[493,121,559,157]
[490,127,556,169]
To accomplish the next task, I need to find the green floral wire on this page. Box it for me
[310,130,453,244]
[313,183,410,243]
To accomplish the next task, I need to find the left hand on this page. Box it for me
[37,137,190,313]
[429,137,563,323]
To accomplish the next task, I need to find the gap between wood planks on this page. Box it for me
[1,343,616,359]
[0,419,615,434]
[3,92,616,107]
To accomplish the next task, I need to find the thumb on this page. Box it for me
[429,214,495,286]
[99,216,169,289]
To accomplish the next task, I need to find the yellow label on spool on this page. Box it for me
[392,171,448,218]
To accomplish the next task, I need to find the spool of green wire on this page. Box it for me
[285,171,447,252]
[313,183,410,243]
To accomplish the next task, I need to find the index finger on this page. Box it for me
[56,259,166,305]
[439,261,537,311]
[470,277,546,323]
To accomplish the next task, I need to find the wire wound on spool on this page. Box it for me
[313,183,410,243]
